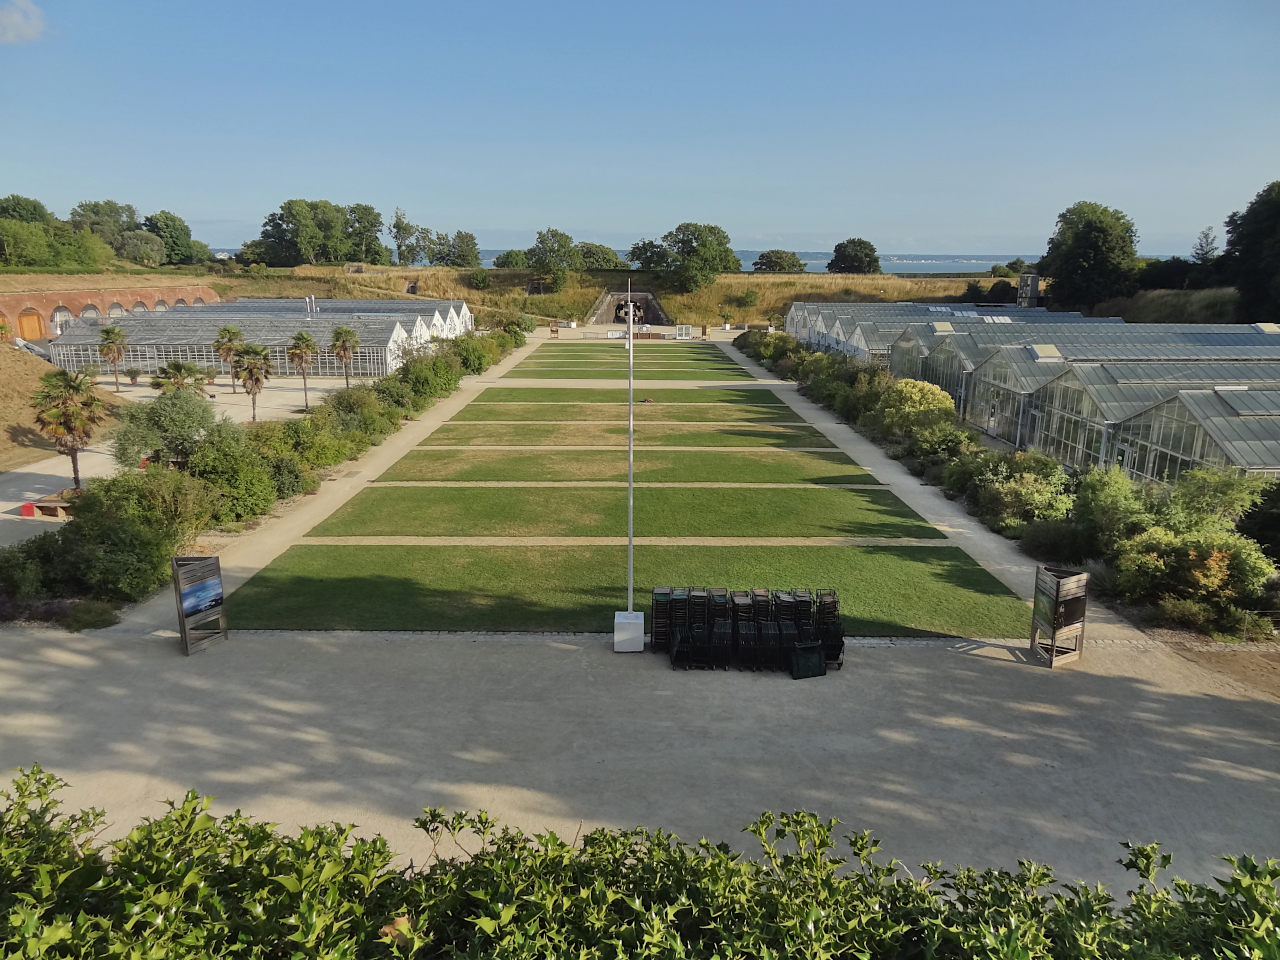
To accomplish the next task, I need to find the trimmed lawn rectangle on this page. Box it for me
[474,387,783,404]
[503,367,756,380]
[453,403,801,423]
[380,449,875,484]
[228,544,1030,638]
[308,486,938,539]
[422,421,833,448]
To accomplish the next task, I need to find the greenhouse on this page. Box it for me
[1024,362,1280,476]
[49,298,474,378]
[964,329,1280,447]
[1107,388,1280,480]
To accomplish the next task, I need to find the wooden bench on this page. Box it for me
[20,496,71,520]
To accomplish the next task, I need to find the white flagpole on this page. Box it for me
[627,279,635,613]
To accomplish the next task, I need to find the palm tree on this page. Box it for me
[235,343,274,422]
[150,360,210,394]
[287,331,318,410]
[330,326,360,389]
[98,325,128,393]
[30,370,107,490]
[213,325,244,393]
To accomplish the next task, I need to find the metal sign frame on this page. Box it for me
[171,555,228,656]
[1030,564,1088,667]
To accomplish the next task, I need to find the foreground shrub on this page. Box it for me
[56,599,120,632]
[112,388,217,467]
[187,421,277,524]
[866,378,956,440]
[3,767,1279,958]
[1114,526,1276,607]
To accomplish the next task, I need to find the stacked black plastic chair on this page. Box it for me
[815,589,844,669]
[749,621,776,672]
[751,588,772,622]
[708,587,730,626]
[686,623,711,669]
[793,589,814,632]
[671,587,690,644]
[689,587,709,631]
[731,590,752,626]
[651,587,673,652]
[710,620,734,669]
[778,621,800,671]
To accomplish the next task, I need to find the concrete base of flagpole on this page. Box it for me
[613,610,645,652]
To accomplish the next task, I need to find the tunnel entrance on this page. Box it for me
[589,291,673,325]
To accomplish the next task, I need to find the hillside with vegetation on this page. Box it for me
[0,344,126,472]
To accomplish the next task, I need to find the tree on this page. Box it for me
[345,203,384,263]
[1038,201,1139,307]
[494,249,528,269]
[150,361,210,394]
[0,218,54,267]
[331,326,360,389]
[30,370,107,490]
[1191,227,1219,264]
[1223,181,1280,324]
[753,249,806,273]
[660,222,741,293]
[1006,257,1029,275]
[827,238,881,274]
[68,200,139,251]
[526,228,583,285]
[0,194,53,224]
[389,208,421,265]
[628,238,671,271]
[143,210,194,265]
[189,240,213,263]
[98,326,128,393]
[118,230,166,266]
[213,326,244,394]
[112,388,217,467]
[577,242,629,270]
[445,230,482,268]
[235,344,273,422]
[287,332,318,410]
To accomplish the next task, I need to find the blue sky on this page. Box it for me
[2,0,1277,255]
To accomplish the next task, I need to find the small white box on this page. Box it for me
[613,610,645,653]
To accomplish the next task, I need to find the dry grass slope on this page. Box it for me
[0,345,127,472]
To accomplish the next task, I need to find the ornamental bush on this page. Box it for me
[3,767,1279,958]
[186,421,277,524]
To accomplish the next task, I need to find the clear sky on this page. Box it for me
[2,0,1277,255]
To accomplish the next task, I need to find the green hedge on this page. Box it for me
[2,767,1277,958]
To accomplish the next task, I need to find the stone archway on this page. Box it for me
[0,309,8,337]
[49,306,73,335]
[131,301,149,313]
[17,307,44,340]
[174,298,188,307]
[80,305,102,321]
[108,302,126,318]
[153,300,169,312]
[192,297,205,306]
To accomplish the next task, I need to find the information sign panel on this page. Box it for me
[1030,565,1089,668]
[171,556,228,656]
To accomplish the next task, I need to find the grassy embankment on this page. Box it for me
[1093,287,1240,324]
[0,345,127,472]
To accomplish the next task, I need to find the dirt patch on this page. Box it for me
[1168,644,1280,702]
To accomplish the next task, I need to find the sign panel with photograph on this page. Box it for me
[171,556,228,656]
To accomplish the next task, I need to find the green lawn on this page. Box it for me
[504,367,756,381]
[474,387,784,404]
[421,422,834,448]
[379,449,875,484]
[309,486,936,539]
[453,403,801,423]
[228,544,1030,637]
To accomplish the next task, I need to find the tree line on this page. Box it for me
[0,194,211,269]
[1036,179,1280,322]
